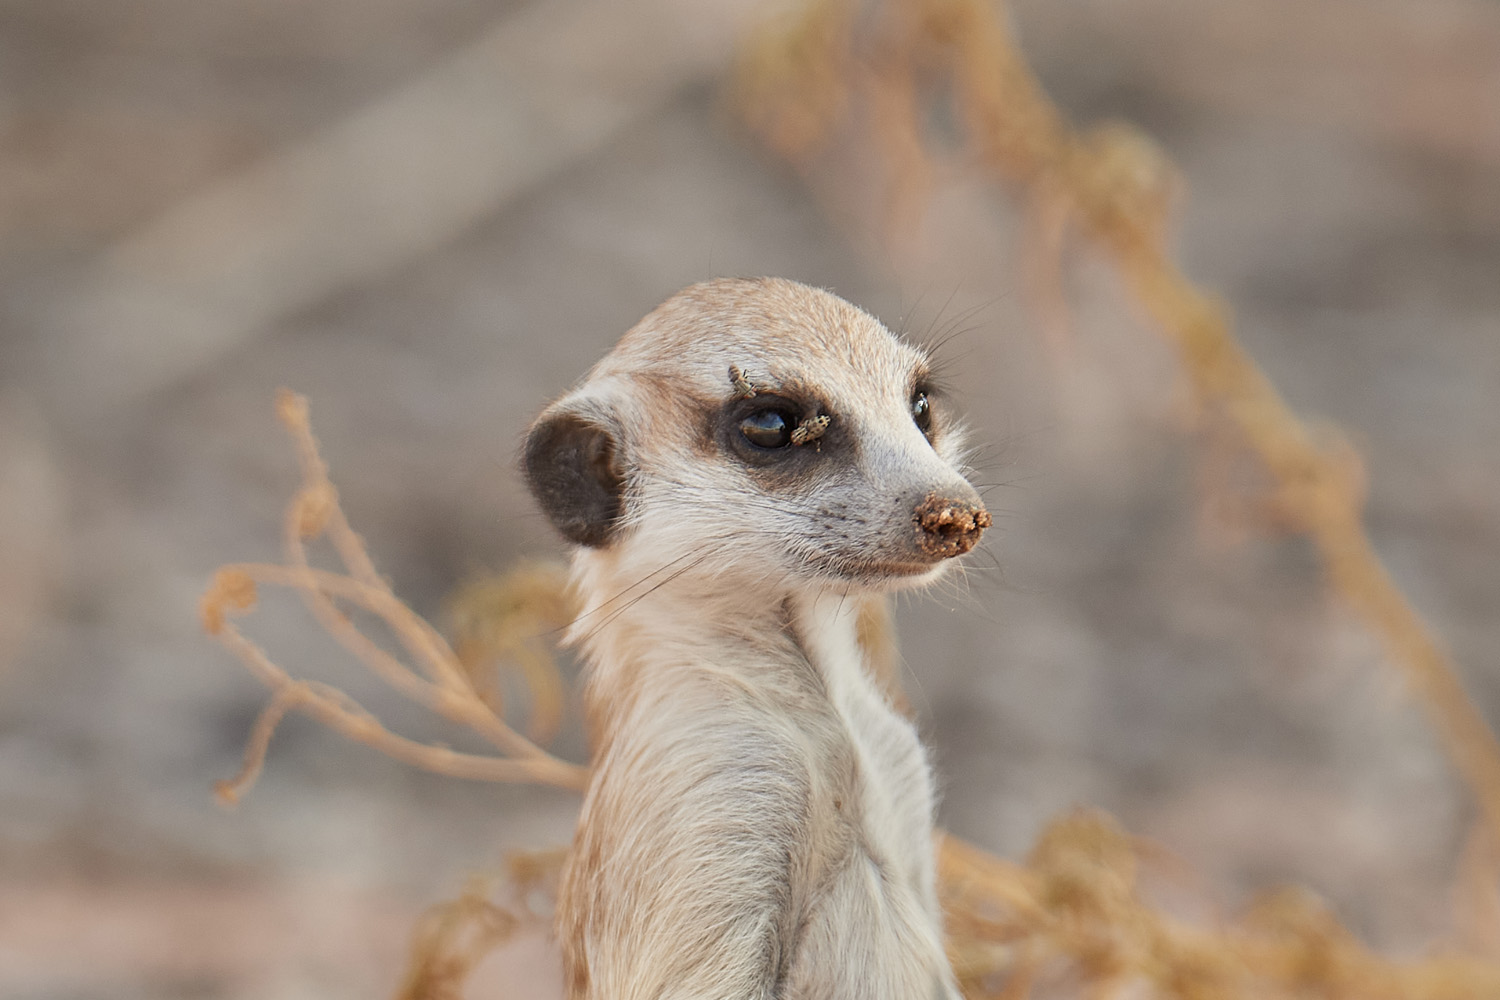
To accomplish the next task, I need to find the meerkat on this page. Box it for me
[523,277,990,1000]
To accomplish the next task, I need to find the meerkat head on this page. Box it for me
[523,277,989,594]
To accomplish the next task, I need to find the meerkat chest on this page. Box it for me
[790,635,953,999]
[826,662,937,885]
[791,597,938,887]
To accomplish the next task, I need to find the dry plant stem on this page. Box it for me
[1116,251,1500,848]
[750,0,1500,852]
[215,682,308,804]
[393,874,520,1000]
[446,563,577,745]
[977,21,1500,848]
[394,848,567,1000]
[203,391,589,801]
[221,562,558,762]
[511,643,566,743]
[937,821,1500,1000]
[212,613,584,795]
[276,391,469,692]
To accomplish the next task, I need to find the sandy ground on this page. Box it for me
[1,0,1498,995]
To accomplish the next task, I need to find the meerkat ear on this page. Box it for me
[523,404,626,548]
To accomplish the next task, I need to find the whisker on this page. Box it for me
[537,546,707,640]
[572,550,719,647]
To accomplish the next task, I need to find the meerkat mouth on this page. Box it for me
[822,557,952,584]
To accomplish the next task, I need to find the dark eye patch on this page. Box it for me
[718,387,843,473]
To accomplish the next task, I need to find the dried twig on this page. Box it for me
[393,874,521,1000]
[447,562,576,746]
[393,848,568,1000]
[938,815,1500,1000]
[736,0,1500,878]
[201,391,588,803]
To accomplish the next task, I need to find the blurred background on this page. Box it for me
[1,0,1498,996]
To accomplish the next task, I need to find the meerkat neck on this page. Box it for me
[784,589,867,687]
[566,550,873,706]
[568,548,779,638]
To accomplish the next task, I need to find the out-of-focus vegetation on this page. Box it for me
[199,1,1500,997]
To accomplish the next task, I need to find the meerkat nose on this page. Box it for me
[913,493,992,559]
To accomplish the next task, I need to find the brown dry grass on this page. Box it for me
[940,815,1500,999]
[200,2,1500,997]
[392,848,568,1000]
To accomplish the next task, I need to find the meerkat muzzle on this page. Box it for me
[913,494,991,559]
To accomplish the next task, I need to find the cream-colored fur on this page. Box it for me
[524,278,988,999]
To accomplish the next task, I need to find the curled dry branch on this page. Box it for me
[200,390,588,804]
[939,812,1500,1000]
[392,846,570,1000]
[736,0,1500,879]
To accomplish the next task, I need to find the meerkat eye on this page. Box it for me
[911,391,933,436]
[739,409,795,449]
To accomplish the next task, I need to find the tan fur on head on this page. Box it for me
[523,278,987,999]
